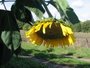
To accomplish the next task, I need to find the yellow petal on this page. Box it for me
[49,22,52,28]
[35,23,43,32]
[68,35,75,45]
[65,27,73,34]
[60,23,73,36]
[43,23,49,34]
[60,23,67,36]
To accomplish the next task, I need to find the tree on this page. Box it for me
[81,20,90,32]
[0,0,80,66]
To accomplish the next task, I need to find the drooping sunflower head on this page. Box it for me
[25,18,75,47]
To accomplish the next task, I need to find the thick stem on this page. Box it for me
[3,3,7,10]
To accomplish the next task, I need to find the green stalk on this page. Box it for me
[41,0,53,17]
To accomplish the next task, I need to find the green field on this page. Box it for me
[5,42,90,68]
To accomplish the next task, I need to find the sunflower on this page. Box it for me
[25,18,75,47]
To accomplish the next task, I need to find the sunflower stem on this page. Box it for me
[3,3,7,10]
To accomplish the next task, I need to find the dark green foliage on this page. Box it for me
[15,0,45,13]
[65,7,80,24]
[11,0,45,23]
[0,40,12,65]
[0,10,21,65]
[0,0,46,65]
[11,4,33,25]
[4,57,47,68]
[0,10,21,50]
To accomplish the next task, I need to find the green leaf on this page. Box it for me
[16,0,45,13]
[25,6,44,19]
[13,0,45,19]
[0,10,21,51]
[11,4,33,25]
[48,0,80,24]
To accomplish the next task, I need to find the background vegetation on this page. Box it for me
[3,42,90,68]
[73,20,90,32]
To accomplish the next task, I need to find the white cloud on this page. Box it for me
[0,3,5,10]
[78,12,90,21]
[0,2,14,10]
[69,0,84,8]
[68,0,90,21]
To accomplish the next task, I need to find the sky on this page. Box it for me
[68,0,90,21]
[0,0,90,22]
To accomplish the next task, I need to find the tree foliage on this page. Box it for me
[81,20,90,32]
[73,20,90,32]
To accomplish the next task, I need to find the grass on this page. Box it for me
[4,42,90,68]
[21,42,90,59]
[3,56,47,68]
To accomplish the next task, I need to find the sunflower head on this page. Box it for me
[26,18,75,47]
